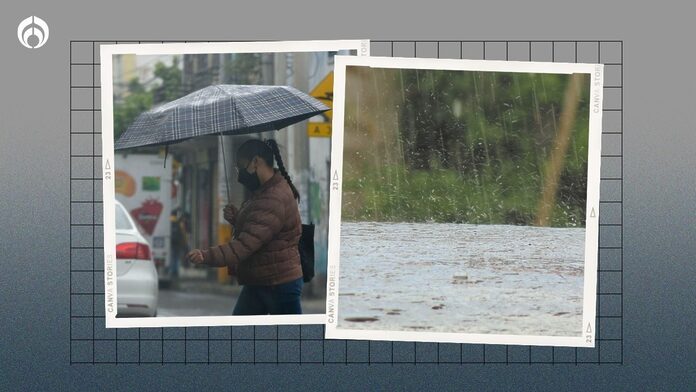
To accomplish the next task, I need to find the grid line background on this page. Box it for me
[69,40,623,365]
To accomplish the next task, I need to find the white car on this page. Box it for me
[115,200,158,317]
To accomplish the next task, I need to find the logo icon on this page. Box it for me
[18,16,49,49]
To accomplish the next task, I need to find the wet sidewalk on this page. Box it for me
[157,278,326,317]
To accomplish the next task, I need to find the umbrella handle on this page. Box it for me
[218,132,231,203]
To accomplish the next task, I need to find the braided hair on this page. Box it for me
[236,138,300,202]
[264,139,300,202]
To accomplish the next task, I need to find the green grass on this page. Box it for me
[342,164,585,227]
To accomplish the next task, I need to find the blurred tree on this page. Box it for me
[114,60,183,140]
[343,68,591,227]
[113,78,153,141]
[152,58,182,104]
[223,53,263,84]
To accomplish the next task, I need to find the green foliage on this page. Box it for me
[343,164,585,227]
[152,57,182,104]
[113,60,183,141]
[224,53,263,84]
[342,68,591,227]
[113,77,153,141]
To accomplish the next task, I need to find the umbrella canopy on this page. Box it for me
[114,84,330,150]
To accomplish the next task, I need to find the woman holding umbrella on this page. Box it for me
[115,84,328,315]
[185,139,304,315]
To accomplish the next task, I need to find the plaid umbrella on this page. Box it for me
[114,84,329,150]
[115,84,329,200]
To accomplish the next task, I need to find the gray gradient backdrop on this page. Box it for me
[0,1,694,390]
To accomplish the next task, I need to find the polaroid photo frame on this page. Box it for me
[325,55,603,347]
[101,40,370,328]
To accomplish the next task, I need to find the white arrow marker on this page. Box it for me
[105,159,111,170]
[332,170,339,181]
[590,207,596,218]
[586,322,593,334]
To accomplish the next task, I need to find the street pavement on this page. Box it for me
[157,280,326,317]
[157,289,236,317]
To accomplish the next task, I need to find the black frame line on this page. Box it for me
[70,39,623,366]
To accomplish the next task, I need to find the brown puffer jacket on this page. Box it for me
[201,170,303,286]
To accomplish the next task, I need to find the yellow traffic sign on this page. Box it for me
[307,122,331,137]
[310,72,334,121]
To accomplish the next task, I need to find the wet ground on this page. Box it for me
[157,284,326,317]
[337,221,585,336]
[157,289,235,317]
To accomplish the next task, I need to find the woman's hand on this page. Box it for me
[223,203,238,225]
[186,249,206,265]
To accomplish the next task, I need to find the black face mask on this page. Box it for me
[237,161,261,191]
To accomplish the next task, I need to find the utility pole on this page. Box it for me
[273,52,311,217]
[273,52,289,186]
[291,52,311,221]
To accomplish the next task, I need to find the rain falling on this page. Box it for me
[337,66,591,336]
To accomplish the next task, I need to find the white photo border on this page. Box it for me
[325,55,603,348]
[101,40,370,329]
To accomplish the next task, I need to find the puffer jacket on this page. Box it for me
[201,170,303,286]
